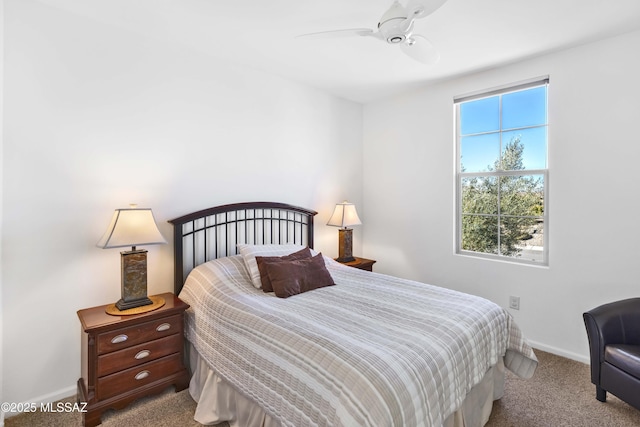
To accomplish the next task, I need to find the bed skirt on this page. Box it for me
[186,342,506,427]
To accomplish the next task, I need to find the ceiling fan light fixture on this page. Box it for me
[296,0,446,65]
[379,16,412,45]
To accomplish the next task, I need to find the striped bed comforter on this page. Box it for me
[179,255,537,427]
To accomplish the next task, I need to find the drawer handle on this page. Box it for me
[111,334,128,344]
[135,370,150,381]
[135,350,151,360]
[156,323,171,332]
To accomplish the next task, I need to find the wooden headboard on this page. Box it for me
[168,202,318,295]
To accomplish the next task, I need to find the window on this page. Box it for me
[455,78,548,265]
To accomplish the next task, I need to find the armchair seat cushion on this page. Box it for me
[605,345,640,377]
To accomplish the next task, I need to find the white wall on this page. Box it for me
[1,1,363,405]
[1,0,5,424]
[363,29,640,362]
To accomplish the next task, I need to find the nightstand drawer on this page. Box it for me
[97,314,182,354]
[97,334,182,377]
[96,353,183,401]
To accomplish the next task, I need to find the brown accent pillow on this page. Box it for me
[265,253,336,299]
[256,247,312,293]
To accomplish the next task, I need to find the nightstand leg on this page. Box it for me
[81,407,102,427]
[78,378,101,427]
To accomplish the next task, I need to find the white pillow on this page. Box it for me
[237,243,306,289]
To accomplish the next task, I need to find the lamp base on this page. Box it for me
[118,249,153,311]
[106,295,165,316]
[337,228,355,263]
[115,296,154,311]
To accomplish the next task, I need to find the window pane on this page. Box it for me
[462,177,498,214]
[502,86,547,129]
[500,175,544,216]
[461,133,500,172]
[455,80,548,265]
[460,96,499,135]
[501,127,547,170]
[500,218,544,262]
[461,215,498,254]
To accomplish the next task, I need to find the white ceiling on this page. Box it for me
[39,0,640,103]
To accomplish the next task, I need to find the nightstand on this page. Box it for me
[337,257,376,272]
[77,292,190,427]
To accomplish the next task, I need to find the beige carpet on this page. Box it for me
[6,350,640,427]
[486,350,640,427]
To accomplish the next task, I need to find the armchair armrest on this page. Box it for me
[583,298,640,384]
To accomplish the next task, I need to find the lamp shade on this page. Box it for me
[327,201,362,229]
[97,206,166,249]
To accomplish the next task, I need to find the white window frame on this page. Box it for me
[454,77,549,266]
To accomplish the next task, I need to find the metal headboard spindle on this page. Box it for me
[168,202,317,295]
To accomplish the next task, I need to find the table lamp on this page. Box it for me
[97,205,167,311]
[327,201,362,263]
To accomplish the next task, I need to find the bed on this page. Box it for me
[169,202,537,427]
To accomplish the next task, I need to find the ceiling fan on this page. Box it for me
[297,0,447,64]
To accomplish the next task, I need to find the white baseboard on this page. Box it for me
[529,340,590,365]
[3,385,76,419]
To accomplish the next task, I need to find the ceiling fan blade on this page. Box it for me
[400,35,440,64]
[406,0,448,19]
[296,28,376,39]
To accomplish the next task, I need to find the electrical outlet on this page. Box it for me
[509,296,520,310]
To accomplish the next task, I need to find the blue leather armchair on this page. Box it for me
[583,298,640,410]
